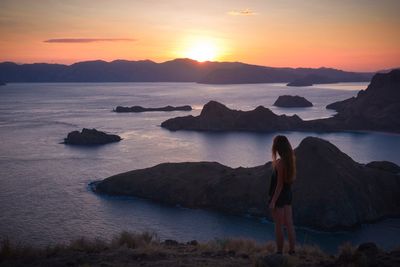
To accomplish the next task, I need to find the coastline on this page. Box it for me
[89,180,400,234]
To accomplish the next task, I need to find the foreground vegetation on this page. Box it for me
[1,231,399,266]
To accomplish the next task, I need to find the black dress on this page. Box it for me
[268,168,292,207]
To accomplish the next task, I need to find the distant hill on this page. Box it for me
[0,58,373,84]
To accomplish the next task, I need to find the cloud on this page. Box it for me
[228,8,257,16]
[43,38,136,43]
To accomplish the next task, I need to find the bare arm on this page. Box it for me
[270,161,284,209]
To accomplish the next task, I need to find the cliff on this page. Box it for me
[326,69,400,132]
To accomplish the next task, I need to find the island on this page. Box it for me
[161,70,400,133]
[0,81,6,86]
[114,105,192,113]
[161,100,305,132]
[63,128,121,146]
[286,80,313,87]
[273,95,313,107]
[92,137,400,231]
[286,74,335,87]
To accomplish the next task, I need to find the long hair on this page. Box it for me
[272,135,296,184]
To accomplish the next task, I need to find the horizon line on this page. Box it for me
[1,58,396,73]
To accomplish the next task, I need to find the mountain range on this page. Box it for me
[0,58,373,84]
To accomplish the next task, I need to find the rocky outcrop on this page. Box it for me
[0,81,6,86]
[161,101,305,132]
[64,128,121,146]
[160,100,339,132]
[114,105,192,113]
[162,70,400,133]
[92,137,400,230]
[326,97,356,112]
[273,95,313,107]
[326,69,400,132]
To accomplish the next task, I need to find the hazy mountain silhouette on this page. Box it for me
[0,58,373,84]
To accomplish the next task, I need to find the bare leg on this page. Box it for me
[272,207,284,253]
[283,205,296,252]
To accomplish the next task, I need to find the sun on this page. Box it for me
[184,39,218,62]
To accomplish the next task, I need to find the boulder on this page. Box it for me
[64,128,121,146]
[273,95,313,107]
[92,137,400,230]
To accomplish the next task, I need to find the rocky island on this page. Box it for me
[273,95,313,107]
[161,70,400,133]
[161,100,304,132]
[287,74,336,87]
[92,137,400,231]
[63,128,121,146]
[114,105,192,113]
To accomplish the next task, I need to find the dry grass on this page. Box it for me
[1,232,392,267]
[111,231,159,249]
[198,237,268,256]
[0,231,160,262]
[338,242,356,258]
[297,244,326,258]
[0,237,44,262]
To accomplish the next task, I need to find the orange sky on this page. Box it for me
[0,0,399,71]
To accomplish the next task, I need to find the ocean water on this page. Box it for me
[0,82,399,253]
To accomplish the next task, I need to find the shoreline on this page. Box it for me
[89,180,400,234]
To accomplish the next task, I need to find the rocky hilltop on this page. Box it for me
[93,137,400,230]
[114,105,192,113]
[326,69,400,132]
[64,128,121,146]
[162,70,400,133]
[273,95,313,107]
[161,101,305,132]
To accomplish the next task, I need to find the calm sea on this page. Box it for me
[0,82,399,253]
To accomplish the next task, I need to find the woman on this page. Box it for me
[268,135,296,254]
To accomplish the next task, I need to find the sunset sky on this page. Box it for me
[0,0,399,71]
